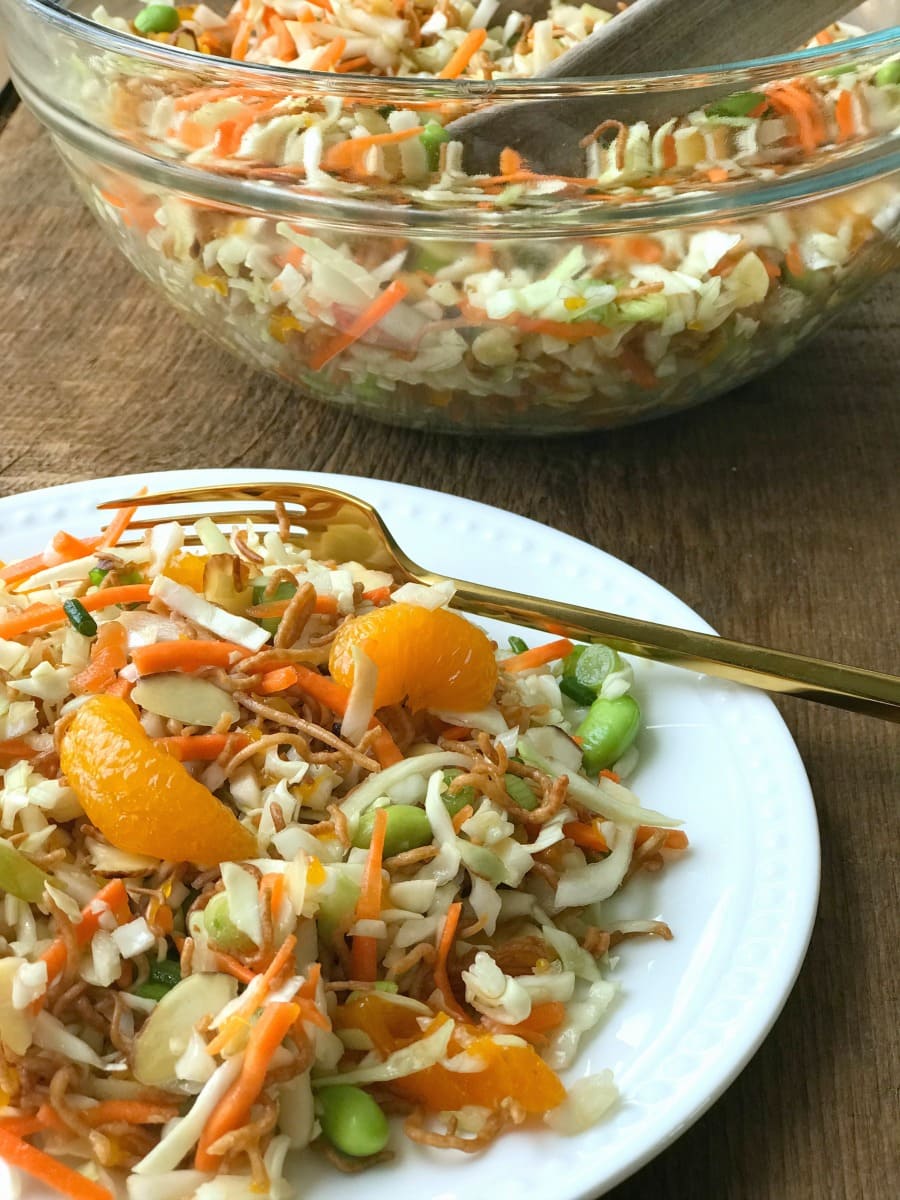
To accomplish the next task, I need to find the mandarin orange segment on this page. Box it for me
[60,695,256,867]
[165,551,209,591]
[335,994,565,1114]
[390,1035,566,1114]
[328,603,497,712]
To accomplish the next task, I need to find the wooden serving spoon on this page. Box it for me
[449,0,863,175]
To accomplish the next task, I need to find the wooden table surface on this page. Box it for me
[1,83,898,1200]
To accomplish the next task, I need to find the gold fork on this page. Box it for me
[99,482,900,723]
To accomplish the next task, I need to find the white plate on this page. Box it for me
[0,469,819,1200]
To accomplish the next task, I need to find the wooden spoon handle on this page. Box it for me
[541,0,858,78]
[451,0,859,174]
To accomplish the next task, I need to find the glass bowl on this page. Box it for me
[2,0,899,434]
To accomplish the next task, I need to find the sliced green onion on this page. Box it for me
[420,121,451,172]
[560,676,596,706]
[252,579,297,634]
[89,567,108,587]
[705,91,766,118]
[442,769,477,815]
[504,772,538,810]
[63,598,97,638]
[508,636,528,655]
[134,957,182,1001]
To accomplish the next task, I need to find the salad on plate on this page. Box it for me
[0,496,688,1199]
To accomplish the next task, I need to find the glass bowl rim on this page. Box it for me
[15,0,900,100]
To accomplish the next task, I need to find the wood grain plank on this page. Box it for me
[0,104,897,1199]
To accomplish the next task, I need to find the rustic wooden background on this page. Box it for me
[0,80,898,1200]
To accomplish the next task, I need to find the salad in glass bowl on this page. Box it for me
[1,0,899,431]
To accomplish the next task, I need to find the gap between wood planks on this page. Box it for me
[0,82,19,138]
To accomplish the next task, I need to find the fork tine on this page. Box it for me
[97,481,407,575]
[123,509,306,532]
[97,482,374,517]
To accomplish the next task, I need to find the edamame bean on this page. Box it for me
[134,4,180,34]
[318,1085,390,1157]
[504,772,538,810]
[352,805,432,857]
[875,60,900,86]
[577,695,641,774]
[203,892,256,954]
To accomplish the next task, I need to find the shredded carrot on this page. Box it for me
[172,86,278,113]
[37,879,130,1006]
[290,665,402,765]
[311,35,346,71]
[563,820,609,853]
[293,964,330,1031]
[322,127,425,173]
[0,584,152,640]
[132,639,249,675]
[71,621,128,695]
[297,961,321,1002]
[335,56,371,73]
[258,665,299,694]
[0,1116,44,1137]
[768,83,826,154]
[434,901,467,1021]
[35,1104,68,1134]
[268,12,296,60]
[0,533,102,586]
[230,17,253,61]
[0,1129,113,1200]
[451,804,474,833]
[195,1001,300,1171]
[785,241,805,277]
[438,28,486,78]
[834,89,856,142]
[499,147,524,176]
[349,807,387,982]
[158,732,249,762]
[440,724,471,741]
[0,553,47,586]
[247,593,337,618]
[707,167,729,183]
[0,738,38,765]
[370,725,404,768]
[356,807,387,923]
[80,1100,180,1128]
[565,821,688,853]
[260,932,298,986]
[636,826,689,850]
[213,951,256,985]
[502,638,574,673]
[99,488,147,549]
[618,345,658,390]
[345,948,384,1014]
[361,586,392,605]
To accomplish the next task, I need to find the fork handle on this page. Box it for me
[446,579,900,722]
